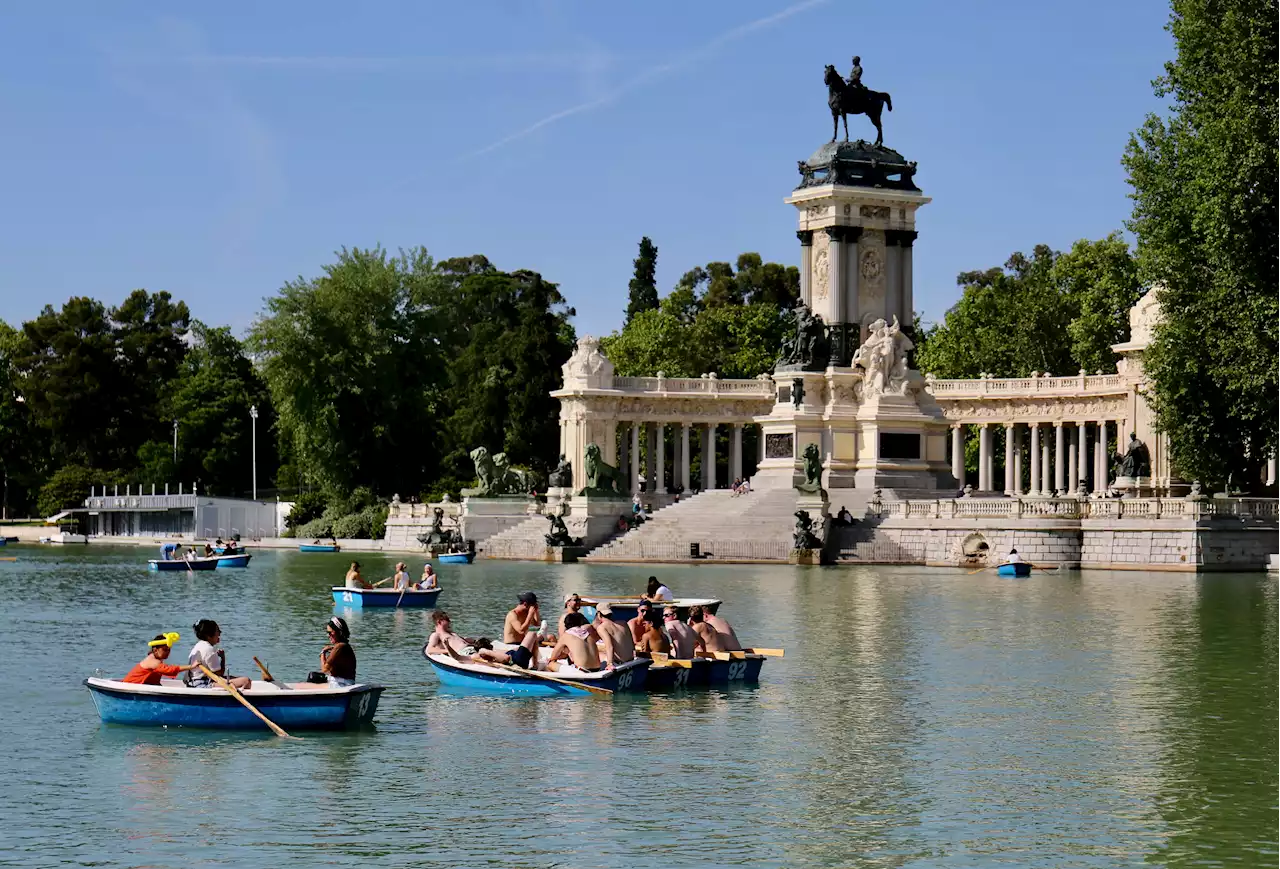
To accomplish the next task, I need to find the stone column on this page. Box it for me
[1054,422,1066,495]
[730,424,744,482]
[680,424,691,492]
[630,423,641,496]
[1029,423,1041,496]
[1003,423,1016,496]
[1267,452,1277,487]
[846,227,863,348]
[1040,428,1052,497]
[645,424,657,495]
[797,231,813,306]
[978,424,991,491]
[655,423,666,494]
[1094,420,1107,493]
[702,424,715,490]
[1077,422,1089,493]
[884,234,901,333]
[1067,425,1078,494]
[1012,426,1024,495]
[951,424,964,486]
[899,231,917,329]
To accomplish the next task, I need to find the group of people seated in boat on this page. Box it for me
[426,582,742,675]
[343,561,439,591]
[122,617,358,689]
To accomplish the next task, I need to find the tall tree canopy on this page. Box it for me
[916,236,1140,379]
[1123,0,1278,487]
[624,237,659,324]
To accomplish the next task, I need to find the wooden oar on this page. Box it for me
[487,661,613,696]
[252,656,276,681]
[743,648,784,657]
[0,557,16,562]
[966,565,991,575]
[197,664,298,739]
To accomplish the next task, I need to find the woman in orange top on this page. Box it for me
[122,633,199,685]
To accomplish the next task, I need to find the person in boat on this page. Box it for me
[559,593,584,633]
[223,539,239,554]
[122,632,201,685]
[634,609,671,658]
[416,563,438,590]
[426,610,474,658]
[1004,547,1024,564]
[544,612,604,672]
[389,562,411,591]
[503,592,543,644]
[592,603,635,665]
[644,576,673,602]
[318,616,357,686]
[627,600,654,644]
[345,561,371,589]
[203,543,215,557]
[688,605,728,654]
[312,539,323,545]
[702,606,743,652]
[186,619,252,690]
[215,537,225,547]
[663,605,704,658]
[426,610,539,669]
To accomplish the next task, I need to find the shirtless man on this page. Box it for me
[663,605,703,658]
[688,605,727,654]
[704,608,743,651]
[627,601,653,644]
[545,612,602,672]
[426,610,539,669]
[503,592,542,644]
[558,593,584,634]
[592,603,635,666]
[634,610,671,657]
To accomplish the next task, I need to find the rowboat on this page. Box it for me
[644,656,713,689]
[84,677,383,730]
[580,597,722,623]
[149,557,219,571]
[212,545,244,555]
[216,554,252,568]
[332,586,442,608]
[424,649,650,696]
[997,562,1032,577]
[436,551,475,564]
[300,543,340,553]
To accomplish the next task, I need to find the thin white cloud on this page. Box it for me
[128,53,612,71]
[463,0,828,159]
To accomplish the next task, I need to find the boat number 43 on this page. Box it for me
[354,692,372,718]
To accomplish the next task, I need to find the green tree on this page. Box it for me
[1124,0,1278,487]
[248,246,442,497]
[37,465,119,519]
[111,290,191,462]
[1057,234,1142,374]
[624,237,659,324]
[0,321,36,517]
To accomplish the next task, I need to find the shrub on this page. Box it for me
[286,491,328,529]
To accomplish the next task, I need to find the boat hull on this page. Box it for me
[645,657,712,689]
[149,558,219,571]
[706,654,765,684]
[84,678,382,730]
[332,587,442,608]
[425,650,649,696]
[436,552,475,564]
[299,544,340,552]
[997,562,1032,577]
[216,554,252,568]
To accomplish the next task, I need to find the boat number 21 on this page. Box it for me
[727,661,747,680]
[341,592,354,603]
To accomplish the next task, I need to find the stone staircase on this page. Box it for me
[480,514,557,559]
[584,488,807,562]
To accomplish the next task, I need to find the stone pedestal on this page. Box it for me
[460,496,538,543]
[851,378,954,495]
[1113,476,1155,498]
[542,545,587,563]
[563,494,629,550]
[754,370,829,490]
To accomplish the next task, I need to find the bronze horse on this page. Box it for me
[824,64,892,146]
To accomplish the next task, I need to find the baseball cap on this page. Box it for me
[518,592,538,605]
[596,602,613,616]
[564,593,581,605]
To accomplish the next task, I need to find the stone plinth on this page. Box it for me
[542,545,587,563]
[460,495,539,543]
[563,494,630,550]
[851,381,953,494]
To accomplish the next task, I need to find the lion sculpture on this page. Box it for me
[467,446,539,496]
[581,442,626,496]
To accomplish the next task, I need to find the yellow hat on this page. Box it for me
[149,632,180,648]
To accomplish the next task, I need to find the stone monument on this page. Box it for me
[754,58,955,499]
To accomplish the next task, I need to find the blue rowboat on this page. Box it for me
[332,586,442,608]
[582,597,722,624]
[149,557,219,571]
[300,543,340,553]
[645,657,712,690]
[424,650,650,696]
[84,677,383,730]
[216,553,252,568]
[997,562,1032,578]
[705,653,766,684]
[0,538,6,547]
[437,551,475,564]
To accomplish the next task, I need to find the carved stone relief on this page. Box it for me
[859,204,891,220]
[812,239,830,301]
[765,433,795,459]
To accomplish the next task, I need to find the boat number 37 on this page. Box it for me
[727,661,747,680]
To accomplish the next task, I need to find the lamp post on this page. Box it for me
[249,405,259,501]
[172,420,179,462]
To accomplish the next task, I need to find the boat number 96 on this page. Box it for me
[355,693,371,717]
[727,661,747,680]
[342,592,353,603]
[615,670,633,689]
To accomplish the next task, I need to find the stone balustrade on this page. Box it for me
[386,501,461,520]
[924,372,1127,397]
[874,496,1278,521]
[611,375,774,396]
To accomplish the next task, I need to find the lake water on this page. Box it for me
[1,545,1274,868]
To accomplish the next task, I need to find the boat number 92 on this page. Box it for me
[615,670,633,689]
[727,661,747,680]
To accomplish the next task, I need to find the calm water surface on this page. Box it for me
[1,546,1274,868]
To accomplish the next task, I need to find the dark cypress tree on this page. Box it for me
[624,237,659,324]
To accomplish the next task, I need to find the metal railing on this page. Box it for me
[874,496,1278,521]
[84,494,198,510]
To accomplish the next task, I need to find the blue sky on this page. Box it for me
[0,1,1173,339]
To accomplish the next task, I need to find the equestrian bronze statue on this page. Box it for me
[824,62,893,146]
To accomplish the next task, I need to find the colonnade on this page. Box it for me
[616,421,757,496]
[948,420,1126,495]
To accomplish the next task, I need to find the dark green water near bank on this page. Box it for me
[2,546,1274,867]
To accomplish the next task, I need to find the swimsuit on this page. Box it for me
[505,646,533,669]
